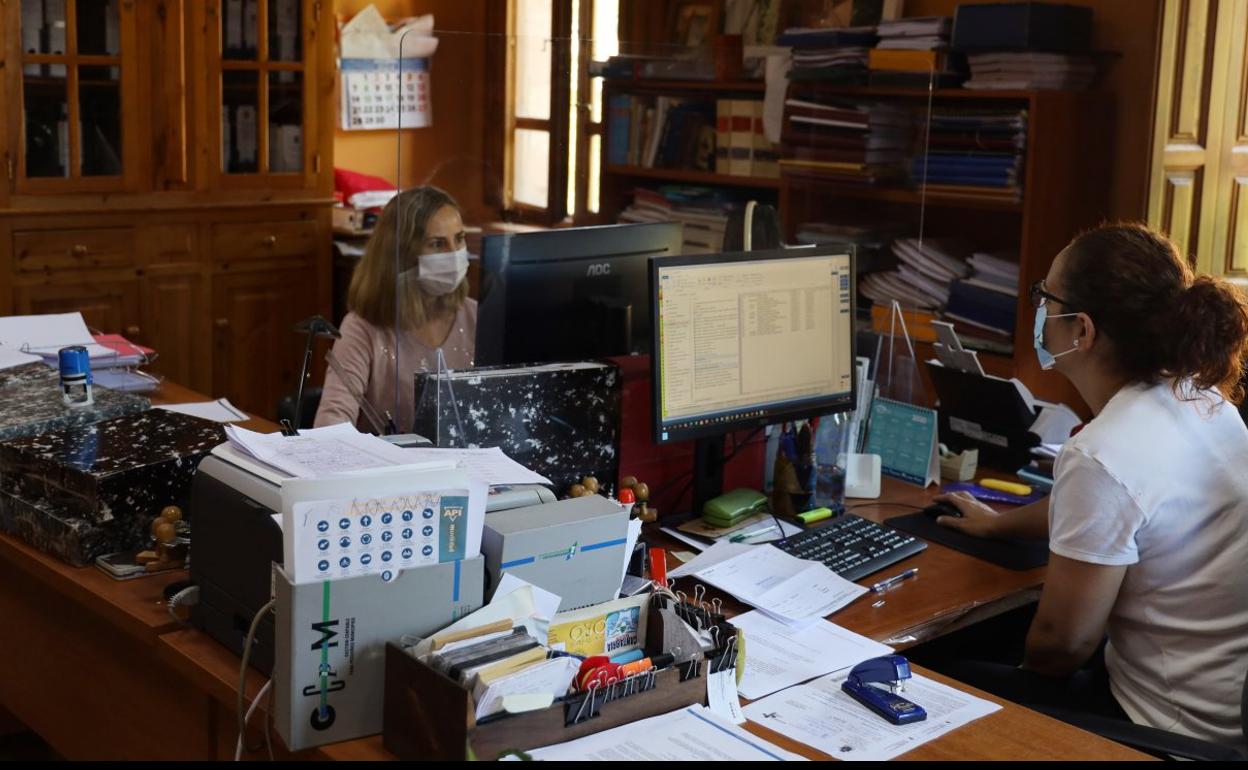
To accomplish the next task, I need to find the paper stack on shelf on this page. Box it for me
[780,99,912,183]
[912,108,1028,202]
[793,222,903,275]
[777,26,879,85]
[618,186,730,254]
[859,238,970,310]
[965,52,1097,91]
[868,16,965,89]
[0,313,161,390]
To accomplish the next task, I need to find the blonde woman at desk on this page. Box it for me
[315,186,476,431]
[928,223,1248,750]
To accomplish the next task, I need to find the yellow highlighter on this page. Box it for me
[798,507,834,525]
[980,478,1033,497]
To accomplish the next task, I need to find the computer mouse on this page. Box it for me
[922,501,963,520]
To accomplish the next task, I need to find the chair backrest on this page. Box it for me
[276,387,322,430]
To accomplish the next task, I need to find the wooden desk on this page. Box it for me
[0,381,1147,760]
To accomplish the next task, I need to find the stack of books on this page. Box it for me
[779,99,912,184]
[859,238,970,310]
[792,222,904,275]
[606,95,717,171]
[714,99,780,179]
[964,52,1097,91]
[911,108,1028,202]
[943,251,1021,340]
[776,27,879,85]
[617,186,730,254]
[868,16,965,88]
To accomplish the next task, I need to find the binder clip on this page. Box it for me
[841,655,927,725]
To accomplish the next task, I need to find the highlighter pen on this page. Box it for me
[870,568,918,593]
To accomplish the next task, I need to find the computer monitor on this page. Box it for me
[475,222,684,366]
[651,247,857,515]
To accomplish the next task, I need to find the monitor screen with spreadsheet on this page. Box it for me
[651,247,857,445]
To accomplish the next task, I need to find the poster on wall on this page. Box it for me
[339,57,432,131]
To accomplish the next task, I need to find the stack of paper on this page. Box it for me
[860,238,971,310]
[743,671,1001,760]
[874,16,952,50]
[0,312,162,390]
[965,52,1097,91]
[399,446,552,486]
[777,27,879,85]
[670,541,867,624]
[158,398,250,423]
[224,422,425,479]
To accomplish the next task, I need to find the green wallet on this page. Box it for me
[702,488,768,528]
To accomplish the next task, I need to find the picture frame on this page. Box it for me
[670,2,720,49]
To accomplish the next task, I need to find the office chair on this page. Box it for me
[276,387,322,431]
[1030,671,1247,761]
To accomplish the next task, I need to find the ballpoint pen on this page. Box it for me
[871,567,918,593]
[729,522,780,543]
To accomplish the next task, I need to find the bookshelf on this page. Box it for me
[598,76,1113,411]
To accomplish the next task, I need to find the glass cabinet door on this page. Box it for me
[219,0,309,178]
[16,0,132,188]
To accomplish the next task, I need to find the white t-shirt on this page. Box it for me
[1049,381,1248,748]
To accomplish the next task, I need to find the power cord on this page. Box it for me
[238,599,276,760]
[235,678,274,761]
[166,585,200,626]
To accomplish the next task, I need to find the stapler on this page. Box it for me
[842,655,928,725]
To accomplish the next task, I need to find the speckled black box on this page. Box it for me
[0,409,226,531]
[0,488,147,566]
[0,362,150,441]
[413,361,621,492]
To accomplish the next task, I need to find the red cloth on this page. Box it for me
[334,167,394,200]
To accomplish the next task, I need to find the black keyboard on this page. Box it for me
[775,514,927,582]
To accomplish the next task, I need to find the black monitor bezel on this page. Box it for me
[649,246,858,445]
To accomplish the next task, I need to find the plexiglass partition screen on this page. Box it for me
[329,2,1034,431]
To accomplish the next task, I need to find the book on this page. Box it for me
[607,94,631,166]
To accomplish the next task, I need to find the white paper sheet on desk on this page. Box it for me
[494,573,561,643]
[0,312,112,360]
[743,671,1001,761]
[226,422,416,478]
[474,657,580,720]
[729,611,893,700]
[692,545,868,623]
[668,540,754,579]
[400,446,551,486]
[280,466,485,584]
[158,398,249,423]
[524,705,806,761]
[0,347,44,370]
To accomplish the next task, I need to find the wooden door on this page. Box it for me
[200,0,323,192]
[4,0,143,194]
[14,278,140,337]
[137,224,210,392]
[212,267,317,418]
[1148,0,1248,287]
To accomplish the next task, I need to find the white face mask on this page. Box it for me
[404,248,469,296]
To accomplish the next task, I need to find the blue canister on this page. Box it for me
[58,345,94,407]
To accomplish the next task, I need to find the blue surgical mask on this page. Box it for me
[1033,304,1080,370]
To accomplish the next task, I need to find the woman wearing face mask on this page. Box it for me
[314,186,475,431]
[924,223,1248,749]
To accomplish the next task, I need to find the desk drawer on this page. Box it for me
[209,220,319,262]
[12,228,137,272]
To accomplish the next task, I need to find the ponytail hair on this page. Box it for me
[1060,223,1248,403]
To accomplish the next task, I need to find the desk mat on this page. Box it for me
[885,510,1049,571]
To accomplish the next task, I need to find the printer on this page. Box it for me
[188,444,556,675]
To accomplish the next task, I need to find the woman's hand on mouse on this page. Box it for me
[933,492,1004,538]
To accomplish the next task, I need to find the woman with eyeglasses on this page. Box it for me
[929,222,1248,749]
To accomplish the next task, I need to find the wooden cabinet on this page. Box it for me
[0,1,334,419]
[212,266,318,419]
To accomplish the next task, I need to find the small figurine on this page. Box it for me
[136,505,189,572]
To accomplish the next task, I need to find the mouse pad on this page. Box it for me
[886,511,1050,570]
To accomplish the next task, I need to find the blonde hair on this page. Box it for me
[347,186,468,330]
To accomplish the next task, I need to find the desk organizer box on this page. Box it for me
[0,408,225,565]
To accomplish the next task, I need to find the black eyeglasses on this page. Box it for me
[1030,280,1074,311]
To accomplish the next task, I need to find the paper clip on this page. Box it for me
[712,598,722,615]
[710,626,721,649]
[693,584,705,605]
[676,590,687,605]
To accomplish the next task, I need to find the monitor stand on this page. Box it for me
[690,436,727,518]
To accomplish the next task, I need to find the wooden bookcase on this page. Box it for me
[601,77,1114,411]
[0,0,335,419]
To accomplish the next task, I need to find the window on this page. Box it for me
[504,0,619,222]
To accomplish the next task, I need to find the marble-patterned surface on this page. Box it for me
[0,363,149,441]
[0,409,225,525]
[0,488,146,567]
[413,361,621,491]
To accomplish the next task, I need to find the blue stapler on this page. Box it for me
[842,655,928,725]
